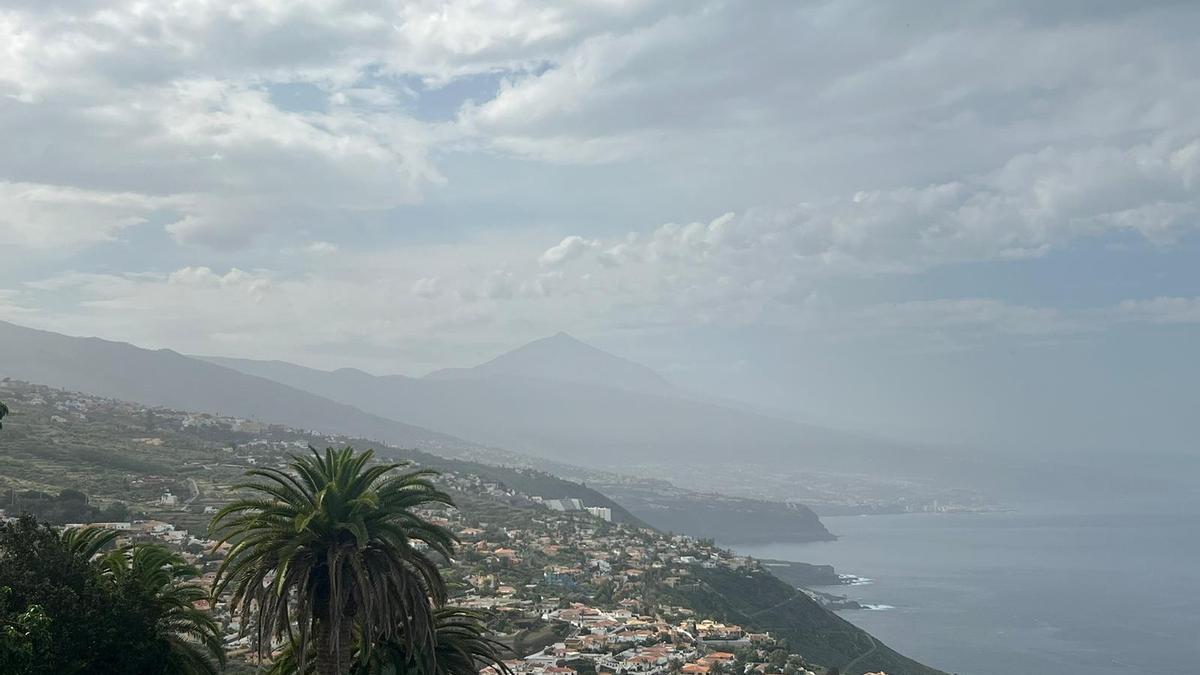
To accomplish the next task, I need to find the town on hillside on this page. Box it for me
[0,380,901,675]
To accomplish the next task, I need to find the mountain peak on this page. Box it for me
[538,331,588,348]
[524,331,599,354]
[426,333,675,395]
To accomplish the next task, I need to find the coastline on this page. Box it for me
[758,558,879,611]
[735,508,1200,675]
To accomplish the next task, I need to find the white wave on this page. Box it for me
[838,574,874,586]
[861,604,895,611]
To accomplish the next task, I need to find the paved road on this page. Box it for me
[184,477,200,506]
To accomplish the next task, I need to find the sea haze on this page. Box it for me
[737,497,1200,675]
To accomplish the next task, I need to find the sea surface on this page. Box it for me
[735,499,1200,675]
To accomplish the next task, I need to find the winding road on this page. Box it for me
[841,632,878,673]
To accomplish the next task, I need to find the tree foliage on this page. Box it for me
[0,516,221,674]
[6,489,129,524]
[213,446,458,675]
[0,587,51,672]
[100,544,225,674]
[356,607,511,675]
[270,607,512,675]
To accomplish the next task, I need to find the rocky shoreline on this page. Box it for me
[761,559,881,611]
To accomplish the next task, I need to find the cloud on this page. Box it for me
[0,181,173,250]
[0,0,663,96]
[458,2,1200,173]
[539,235,600,266]
[0,2,484,250]
[305,241,340,254]
[2,0,1200,377]
[1114,297,1200,325]
[4,0,1200,254]
[2,77,448,248]
[0,0,680,250]
[543,135,1200,291]
[411,276,441,299]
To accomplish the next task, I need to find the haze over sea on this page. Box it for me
[738,495,1200,675]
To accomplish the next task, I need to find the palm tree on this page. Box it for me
[52,524,224,673]
[361,607,512,675]
[100,544,226,674]
[270,607,511,675]
[58,524,120,560]
[212,446,458,675]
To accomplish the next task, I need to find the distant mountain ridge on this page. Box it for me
[201,333,907,476]
[1,319,932,492]
[0,319,478,453]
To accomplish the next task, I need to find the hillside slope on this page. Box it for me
[595,478,834,544]
[667,565,948,675]
[0,320,479,454]
[0,378,645,528]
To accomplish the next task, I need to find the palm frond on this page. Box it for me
[105,543,225,674]
[211,446,459,674]
[59,525,120,561]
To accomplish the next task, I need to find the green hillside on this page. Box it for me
[665,566,947,675]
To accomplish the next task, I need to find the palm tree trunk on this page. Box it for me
[315,619,355,675]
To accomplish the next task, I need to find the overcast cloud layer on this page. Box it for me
[1,0,1198,454]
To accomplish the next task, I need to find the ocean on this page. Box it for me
[735,499,1200,675]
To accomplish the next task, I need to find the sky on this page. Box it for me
[1,0,1198,457]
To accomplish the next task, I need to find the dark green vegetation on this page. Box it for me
[504,620,572,659]
[663,566,946,675]
[100,539,226,673]
[356,608,510,675]
[758,560,843,588]
[266,607,508,675]
[0,585,48,672]
[213,448,458,675]
[0,517,223,674]
[4,488,129,523]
